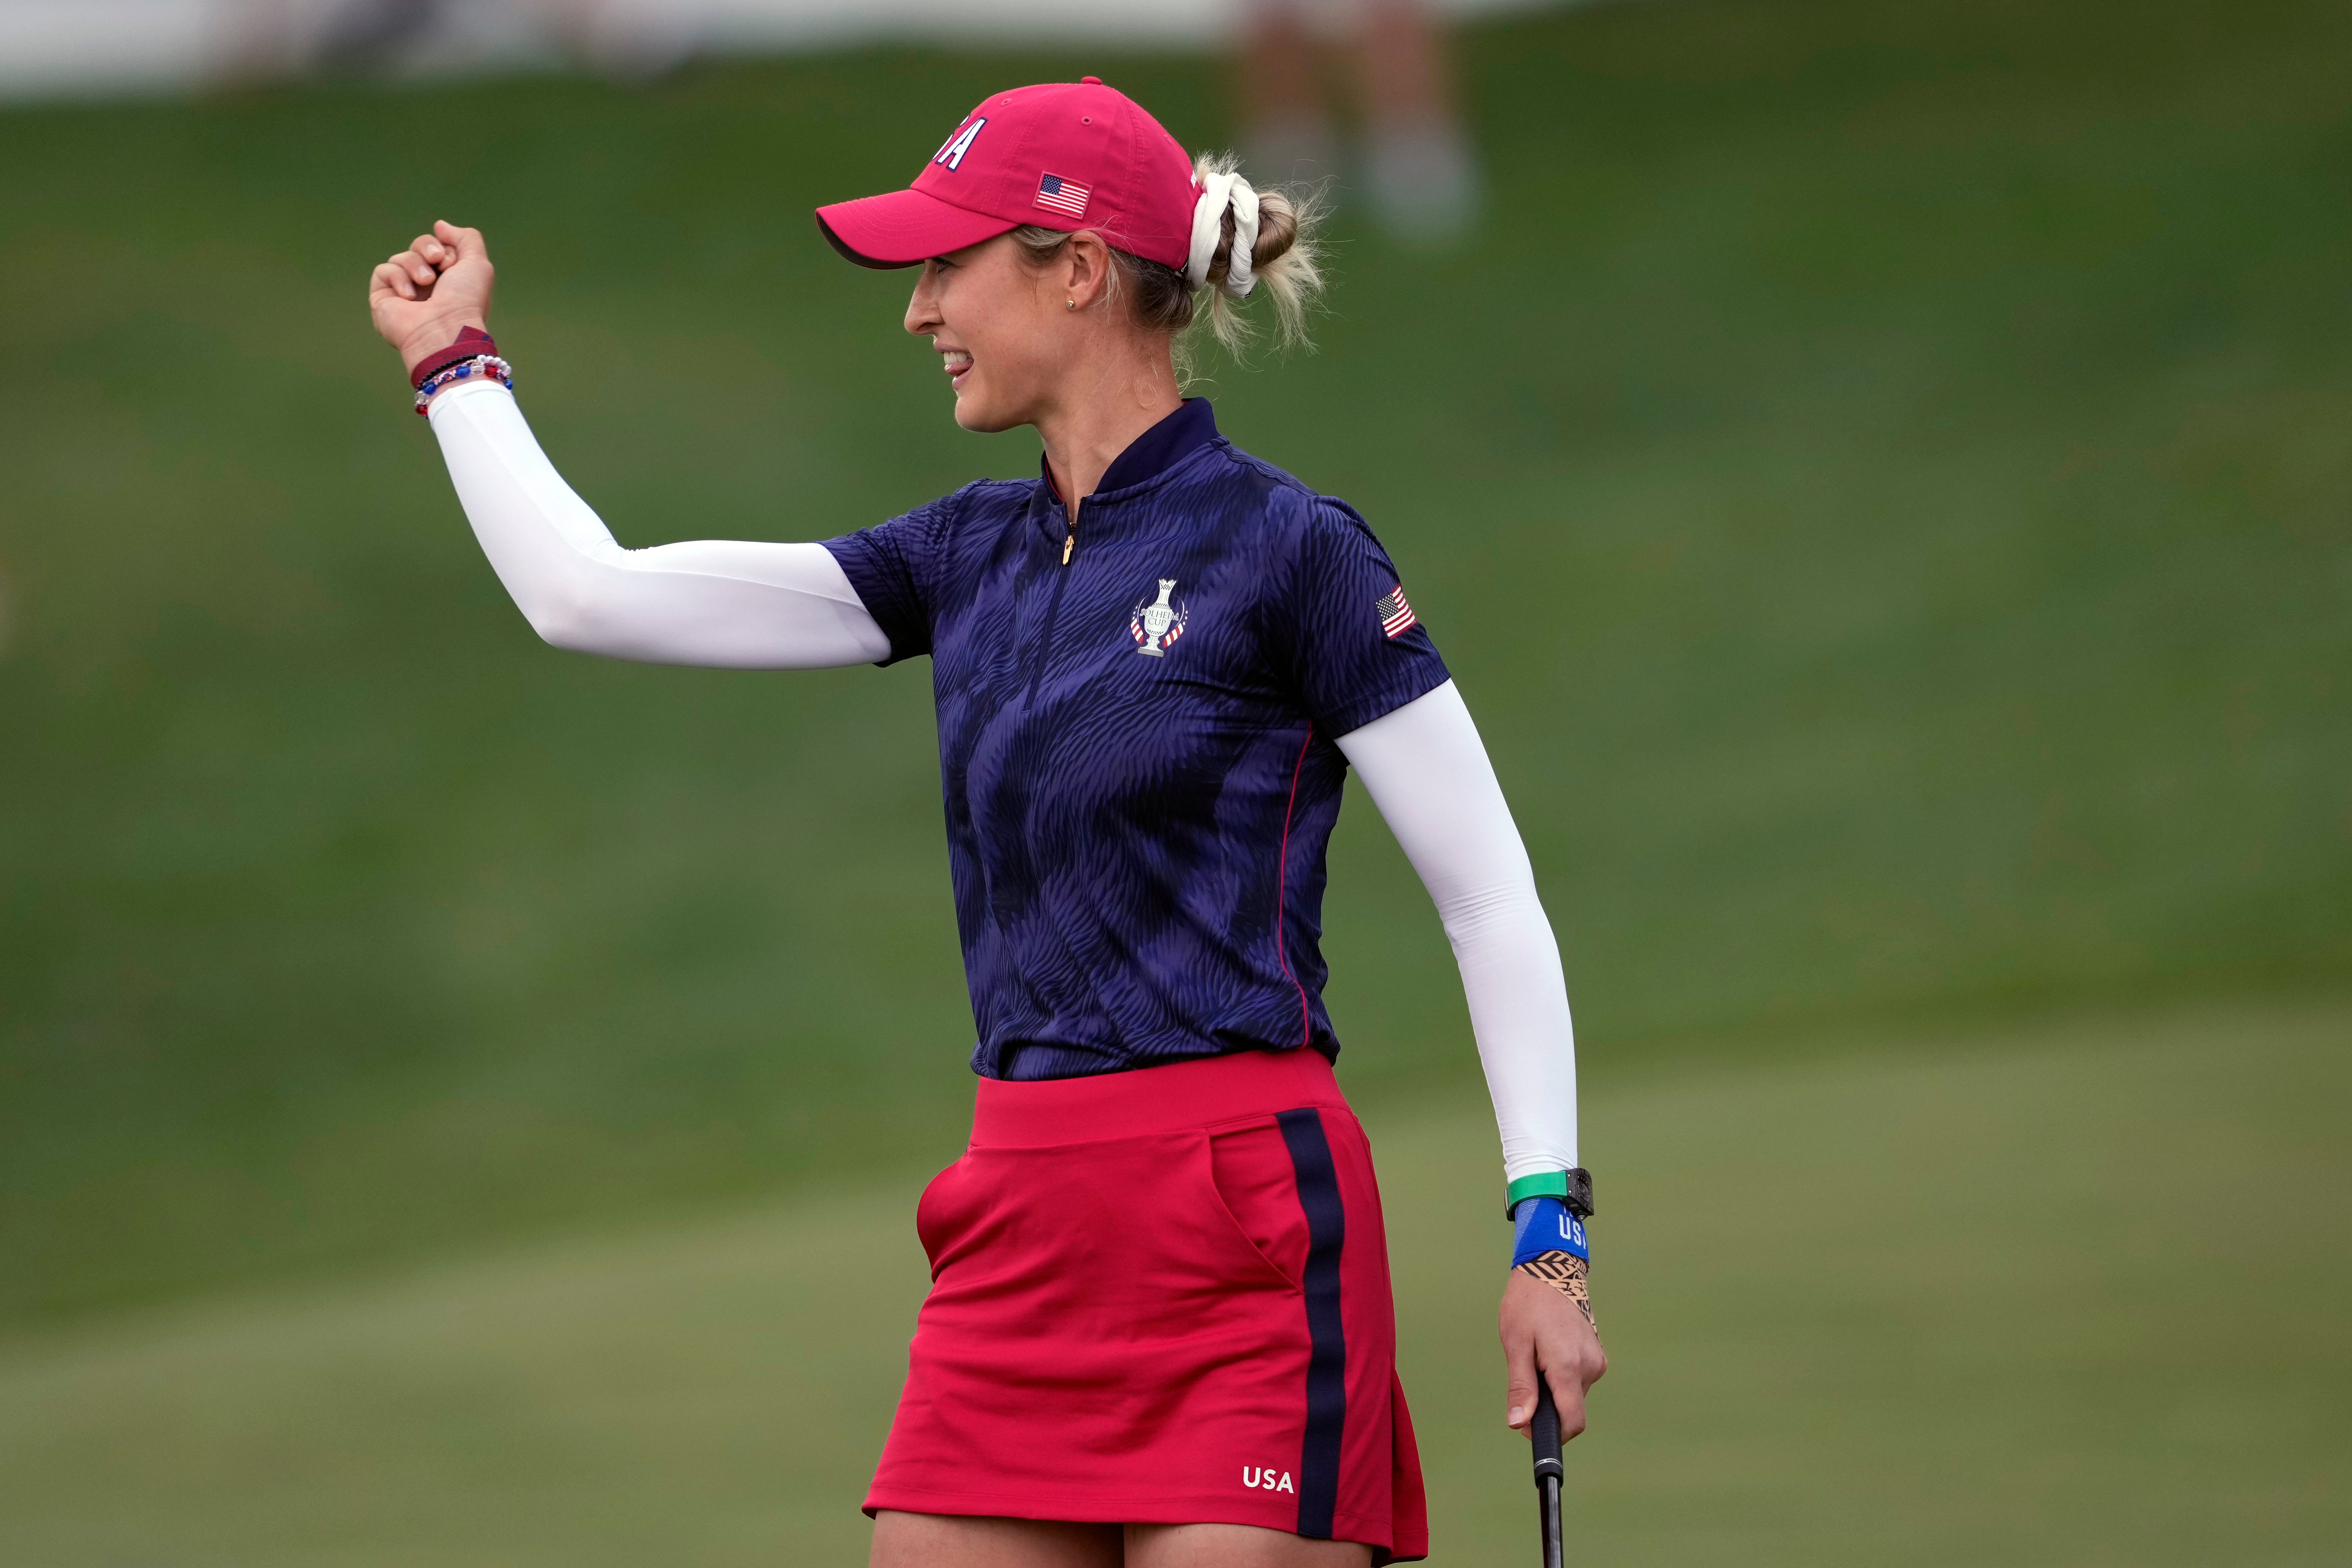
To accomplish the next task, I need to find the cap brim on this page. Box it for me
[814,188,1020,269]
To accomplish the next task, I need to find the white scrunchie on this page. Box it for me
[1186,170,1260,298]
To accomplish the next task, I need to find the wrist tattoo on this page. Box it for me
[1518,1250,1594,1326]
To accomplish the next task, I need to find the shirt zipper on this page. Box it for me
[1028,498,1077,702]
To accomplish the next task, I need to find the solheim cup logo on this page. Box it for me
[1131,578,1187,656]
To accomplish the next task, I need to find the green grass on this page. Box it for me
[3,998,2344,1565]
[3,0,2350,1327]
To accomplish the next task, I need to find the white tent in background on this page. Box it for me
[0,0,1564,101]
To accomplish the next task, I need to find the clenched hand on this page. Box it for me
[369,220,495,375]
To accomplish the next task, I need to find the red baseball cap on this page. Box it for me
[815,77,1198,272]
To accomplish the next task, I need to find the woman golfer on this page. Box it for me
[370,77,1602,1568]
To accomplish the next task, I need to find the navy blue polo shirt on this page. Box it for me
[824,400,1450,1081]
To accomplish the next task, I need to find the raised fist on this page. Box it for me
[370,220,496,375]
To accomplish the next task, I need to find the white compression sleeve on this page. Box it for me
[1336,681,1578,1182]
[424,380,891,668]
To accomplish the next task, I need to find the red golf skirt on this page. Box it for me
[865,1046,1429,1563]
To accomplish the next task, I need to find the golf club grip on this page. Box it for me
[1531,1374,1563,1478]
[1533,1373,1566,1568]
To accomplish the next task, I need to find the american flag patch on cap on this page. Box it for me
[1377,583,1419,639]
[1034,173,1091,218]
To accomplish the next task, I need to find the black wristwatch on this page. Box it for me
[1504,1167,1594,1221]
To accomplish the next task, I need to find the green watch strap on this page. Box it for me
[1504,1168,1595,1221]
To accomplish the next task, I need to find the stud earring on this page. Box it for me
[1066,298,1077,309]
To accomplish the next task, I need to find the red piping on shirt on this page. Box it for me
[1274,723,1315,1049]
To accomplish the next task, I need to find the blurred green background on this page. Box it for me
[1,0,2347,1560]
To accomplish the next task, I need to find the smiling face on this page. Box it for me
[904,232,1096,434]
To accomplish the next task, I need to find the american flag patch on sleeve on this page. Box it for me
[1376,583,1419,639]
[1034,173,1091,218]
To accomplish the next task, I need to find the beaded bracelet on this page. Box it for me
[414,354,513,415]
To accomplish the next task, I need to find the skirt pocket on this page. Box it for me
[912,1154,977,1277]
[1205,1119,1314,1293]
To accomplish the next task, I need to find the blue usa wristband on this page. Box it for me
[1510,1195,1589,1269]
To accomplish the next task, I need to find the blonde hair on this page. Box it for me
[1011,151,1326,377]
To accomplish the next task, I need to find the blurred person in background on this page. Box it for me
[1238,0,1480,241]
[311,0,446,68]
[211,0,695,84]
[368,75,1585,1566]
